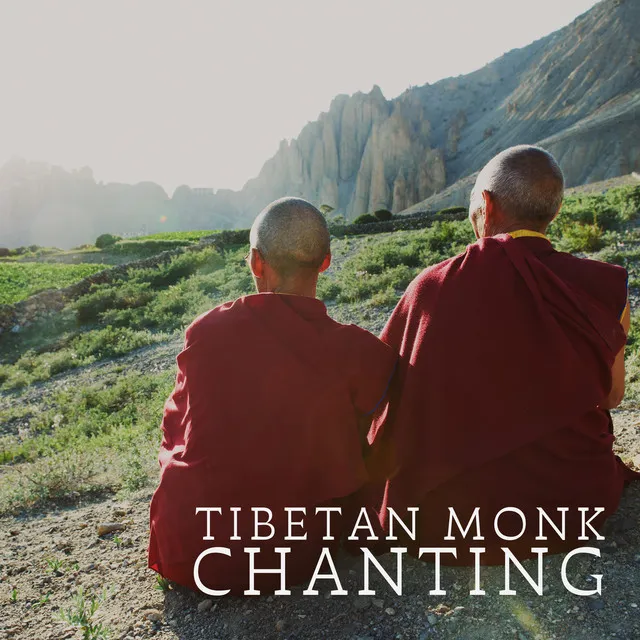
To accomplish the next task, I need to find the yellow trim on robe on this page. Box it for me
[507,229,550,241]
[620,298,630,323]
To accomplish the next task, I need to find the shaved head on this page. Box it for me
[250,197,330,279]
[470,145,564,229]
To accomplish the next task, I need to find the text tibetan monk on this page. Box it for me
[191,506,609,597]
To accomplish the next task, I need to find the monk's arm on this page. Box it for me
[601,300,630,410]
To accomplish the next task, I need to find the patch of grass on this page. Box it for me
[0,263,103,304]
[59,587,109,640]
[0,327,164,390]
[0,370,172,513]
[155,575,171,592]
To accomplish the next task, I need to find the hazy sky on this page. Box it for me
[0,0,600,194]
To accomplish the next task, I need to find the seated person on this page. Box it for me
[369,146,639,563]
[148,197,396,594]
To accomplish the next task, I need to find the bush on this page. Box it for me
[373,209,393,222]
[352,214,377,225]
[73,282,154,324]
[131,248,223,289]
[71,326,160,360]
[95,234,121,249]
[555,223,604,253]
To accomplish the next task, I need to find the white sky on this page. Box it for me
[0,0,600,194]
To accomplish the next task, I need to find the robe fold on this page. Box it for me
[370,233,639,562]
[149,293,396,593]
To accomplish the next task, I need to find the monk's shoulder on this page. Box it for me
[323,318,394,361]
[184,298,240,344]
[553,249,626,276]
[547,249,628,315]
[548,249,627,288]
[407,249,469,294]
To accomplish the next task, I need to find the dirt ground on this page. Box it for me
[0,412,638,640]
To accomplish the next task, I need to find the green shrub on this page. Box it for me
[373,209,393,222]
[71,326,160,360]
[554,223,604,253]
[317,276,341,301]
[73,282,154,324]
[95,234,120,249]
[132,248,223,288]
[352,214,377,225]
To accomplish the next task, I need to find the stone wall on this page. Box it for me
[330,210,466,237]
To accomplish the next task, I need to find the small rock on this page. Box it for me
[197,599,213,612]
[275,620,286,632]
[143,609,162,622]
[372,598,384,608]
[385,607,395,616]
[353,596,370,610]
[427,614,438,625]
[97,522,126,537]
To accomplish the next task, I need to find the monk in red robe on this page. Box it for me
[149,197,396,594]
[369,145,639,563]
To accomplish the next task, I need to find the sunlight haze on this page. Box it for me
[0,0,600,194]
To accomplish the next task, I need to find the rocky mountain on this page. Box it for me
[233,0,640,219]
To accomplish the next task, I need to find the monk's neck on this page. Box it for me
[259,280,317,298]
[485,222,548,237]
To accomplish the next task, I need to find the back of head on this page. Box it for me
[250,197,330,279]
[470,145,565,228]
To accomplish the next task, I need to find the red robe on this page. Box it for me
[369,234,639,562]
[148,293,396,593]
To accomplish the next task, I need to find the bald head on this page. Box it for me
[250,197,330,279]
[470,145,564,230]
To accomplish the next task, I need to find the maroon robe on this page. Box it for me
[148,293,396,593]
[369,234,639,562]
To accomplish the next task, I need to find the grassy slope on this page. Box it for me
[0,263,105,305]
[0,185,639,515]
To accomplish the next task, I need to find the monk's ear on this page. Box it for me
[482,190,498,230]
[319,252,331,273]
[249,248,265,279]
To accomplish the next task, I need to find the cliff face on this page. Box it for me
[235,86,446,219]
[232,0,640,220]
